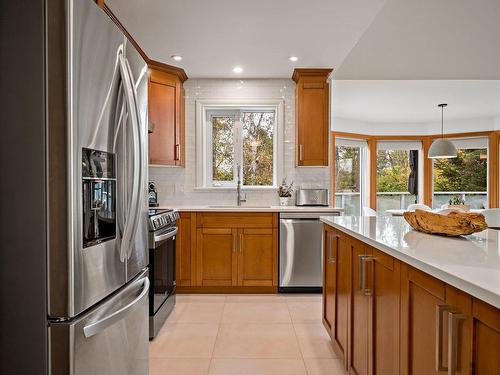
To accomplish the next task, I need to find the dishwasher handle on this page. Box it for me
[280,219,321,224]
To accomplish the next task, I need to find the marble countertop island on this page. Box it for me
[320,216,500,308]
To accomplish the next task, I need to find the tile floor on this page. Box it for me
[149,294,345,375]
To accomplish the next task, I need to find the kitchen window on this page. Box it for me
[334,137,368,215]
[196,100,284,188]
[432,137,488,209]
[376,140,423,213]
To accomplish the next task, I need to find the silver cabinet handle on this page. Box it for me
[358,255,374,296]
[327,234,337,263]
[447,311,466,375]
[299,144,304,162]
[83,276,149,338]
[436,304,452,372]
[175,144,180,161]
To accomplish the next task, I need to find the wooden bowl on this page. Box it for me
[403,209,487,237]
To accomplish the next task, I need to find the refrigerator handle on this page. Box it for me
[117,51,141,261]
[124,56,146,259]
[83,276,149,338]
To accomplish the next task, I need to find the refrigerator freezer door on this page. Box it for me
[50,270,149,375]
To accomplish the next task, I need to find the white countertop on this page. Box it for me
[320,216,500,309]
[159,205,344,213]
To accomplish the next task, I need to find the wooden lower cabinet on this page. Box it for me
[177,212,278,292]
[323,225,500,375]
[472,298,500,374]
[238,228,277,287]
[323,226,350,368]
[175,212,196,286]
[196,228,238,286]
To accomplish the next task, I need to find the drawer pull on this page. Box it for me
[358,255,374,296]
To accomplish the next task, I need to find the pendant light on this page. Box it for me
[428,103,457,159]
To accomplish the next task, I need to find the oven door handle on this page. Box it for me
[153,227,178,246]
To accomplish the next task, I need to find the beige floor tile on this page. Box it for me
[167,302,225,323]
[150,323,219,358]
[222,302,291,323]
[293,323,336,359]
[303,359,346,375]
[285,294,322,303]
[208,358,307,375]
[176,294,227,303]
[150,358,211,375]
[213,323,302,358]
[287,301,323,323]
[225,294,287,303]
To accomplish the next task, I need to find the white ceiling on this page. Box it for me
[332,80,500,123]
[106,0,386,78]
[334,0,500,79]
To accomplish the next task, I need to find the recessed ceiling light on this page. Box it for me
[233,66,243,73]
[289,56,299,62]
[171,55,183,61]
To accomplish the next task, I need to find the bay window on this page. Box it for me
[432,137,488,209]
[376,140,422,213]
[334,138,367,215]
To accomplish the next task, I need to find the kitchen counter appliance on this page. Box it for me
[279,188,338,292]
[148,208,179,339]
[44,1,150,373]
[296,188,329,206]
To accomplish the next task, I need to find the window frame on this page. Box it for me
[195,99,284,190]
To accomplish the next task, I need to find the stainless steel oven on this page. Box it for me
[148,209,179,339]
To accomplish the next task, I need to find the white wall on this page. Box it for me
[150,79,330,207]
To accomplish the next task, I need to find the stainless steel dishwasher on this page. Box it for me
[279,211,340,292]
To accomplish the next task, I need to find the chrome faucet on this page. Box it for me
[236,165,247,206]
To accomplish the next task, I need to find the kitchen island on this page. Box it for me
[320,215,500,375]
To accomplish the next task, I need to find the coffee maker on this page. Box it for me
[148,182,159,207]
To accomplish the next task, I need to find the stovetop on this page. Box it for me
[148,208,179,232]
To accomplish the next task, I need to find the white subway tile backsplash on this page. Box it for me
[149,79,330,207]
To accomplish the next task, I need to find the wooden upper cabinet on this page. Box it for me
[148,67,186,166]
[292,68,332,166]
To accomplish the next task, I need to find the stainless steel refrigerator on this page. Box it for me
[43,0,150,373]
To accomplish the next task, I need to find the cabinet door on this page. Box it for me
[332,232,351,368]
[237,228,277,286]
[471,298,500,375]
[349,239,372,375]
[148,69,183,166]
[400,265,447,375]
[196,228,238,286]
[323,226,337,332]
[175,212,196,286]
[370,249,401,375]
[296,80,329,166]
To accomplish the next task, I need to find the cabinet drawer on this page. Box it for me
[196,212,275,228]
